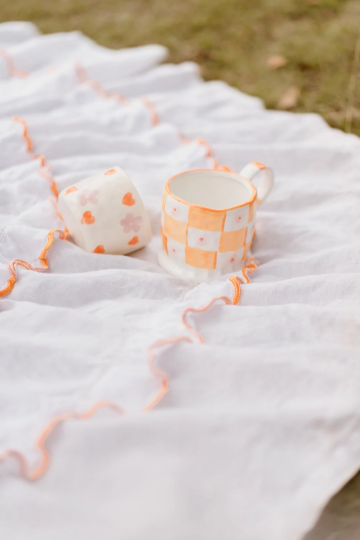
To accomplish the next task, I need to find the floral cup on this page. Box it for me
[58,166,152,254]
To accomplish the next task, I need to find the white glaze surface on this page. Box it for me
[58,166,152,255]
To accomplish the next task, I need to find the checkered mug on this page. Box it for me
[158,162,274,282]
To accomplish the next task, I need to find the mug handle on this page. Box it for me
[239,162,274,205]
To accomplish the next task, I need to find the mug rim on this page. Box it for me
[165,168,257,212]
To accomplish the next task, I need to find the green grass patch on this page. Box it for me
[1,0,360,135]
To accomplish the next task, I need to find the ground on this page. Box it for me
[1,0,360,135]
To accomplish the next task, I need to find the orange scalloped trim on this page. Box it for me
[38,170,59,198]
[216,165,233,173]
[141,97,159,125]
[143,258,257,412]
[13,115,32,151]
[0,58,251,480]
[9,62,230,174]
[74,63,229,167]
[144,335,193,411]
[196,137,212,157]
[0,402,123,480]
[0,49,29,78]
[49,198,69,239]
[0,261,257,479]
[228,276,241,305]
[0,229,66,297]
[241,256,257,283]
[181,295,232,344]
[76,63,129,104]
[227,257,257,304]
[0,117,68,298]
[13,116,60,199]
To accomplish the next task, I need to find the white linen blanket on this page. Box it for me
[1,21,360,540]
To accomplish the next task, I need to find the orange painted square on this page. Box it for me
[248,201,256,223]
[160,227,168,254]
[163,213,187,244]
[185,246,217,270]
[188,207,226,232]
[219,228,247,252]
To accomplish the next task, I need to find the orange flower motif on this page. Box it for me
[65,186,78,195]
[122,192,135,206]
[104,168,116,175]
[93,245,105,253]
[128,236,139,245]
[81,211,95,225]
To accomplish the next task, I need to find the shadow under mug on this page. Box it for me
[158,162,274,283]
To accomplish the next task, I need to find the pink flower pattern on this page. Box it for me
[78,189,99,206]
[120,213,143,233]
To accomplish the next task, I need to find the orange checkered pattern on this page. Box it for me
[160,192,256,271]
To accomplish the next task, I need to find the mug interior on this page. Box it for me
[169,170,253,209]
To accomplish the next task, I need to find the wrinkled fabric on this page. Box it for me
[1,21,360,540]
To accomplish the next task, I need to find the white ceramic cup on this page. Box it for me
[58,166,152,254]
[158,162,274,282]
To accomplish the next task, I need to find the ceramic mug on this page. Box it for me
[158,162,274,282]
[58,166,152,254]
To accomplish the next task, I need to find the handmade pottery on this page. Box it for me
[58,166,152,254]
[158,162,274,282]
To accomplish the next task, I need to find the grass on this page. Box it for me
[1,0,360,135]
